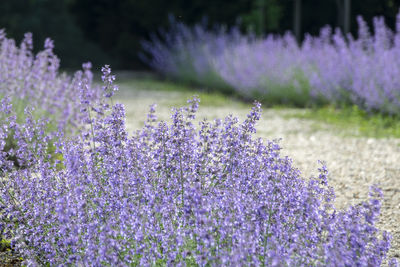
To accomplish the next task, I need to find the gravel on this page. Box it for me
[116,85,400,262]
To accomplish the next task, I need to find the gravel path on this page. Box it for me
[115,83,400,262]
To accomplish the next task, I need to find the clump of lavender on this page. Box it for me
[144,12,400,113]
[0,29,101,168]
[141,17,243,91]
[0,67,394,266]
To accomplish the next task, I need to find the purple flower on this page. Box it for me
[0,30,395,265]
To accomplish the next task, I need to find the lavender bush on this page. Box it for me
[141,18,244,92]
[0,66,395,265]
[144,13,400,113]
[214,33,312,106]
[0,29,101,168]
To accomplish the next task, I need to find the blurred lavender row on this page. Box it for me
[143,13,400,114]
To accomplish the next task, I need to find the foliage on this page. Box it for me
[289,104,400,138]
[69,0,253,69]
[2,0,400,69]
[240,0,283,35]
[0,65,396,265]
[0,0,110,69]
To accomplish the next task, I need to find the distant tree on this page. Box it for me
[240,0,283,35]
[70,0,253,68]
[2,0,400,69]
[0,0,109,69]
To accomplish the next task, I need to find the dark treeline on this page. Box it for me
[1,0,399,70]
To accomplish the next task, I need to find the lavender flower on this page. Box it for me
[0,67,394,265]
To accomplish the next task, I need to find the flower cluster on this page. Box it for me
[0,65,395,265]
[0,30,101,169]
[143,13,400,114]
[141,17,244,92]
[0,29,104,129]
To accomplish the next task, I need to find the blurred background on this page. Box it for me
[1,0,399,70]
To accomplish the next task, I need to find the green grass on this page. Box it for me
[0,239,11,251]
[117,77,248,108]
[286,104,400,138]
[114,73,400,139]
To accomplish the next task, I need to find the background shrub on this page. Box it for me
[144,12,400,114]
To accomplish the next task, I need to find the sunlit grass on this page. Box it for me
[115,73,400,139]
[286,105,400,138]
[116,75,246,108]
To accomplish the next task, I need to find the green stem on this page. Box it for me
[178,144,184,208]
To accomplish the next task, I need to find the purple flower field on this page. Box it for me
[0,31,398,265]
[143,13,400,114]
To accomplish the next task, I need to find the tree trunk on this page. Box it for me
[258,0,265,36]
[293,0,301,43]
[336,0,343,29]
[344,0,351,33]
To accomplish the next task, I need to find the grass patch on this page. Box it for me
[117,76,247,108]
[114,73,400,139]
[288,105,400,138]
[0,239,11,252]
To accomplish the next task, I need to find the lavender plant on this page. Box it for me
[141,18,243,92]
[0,67,394,266]
[144,13,400,114]
[214,33,311,106]
[0,29,101,168]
